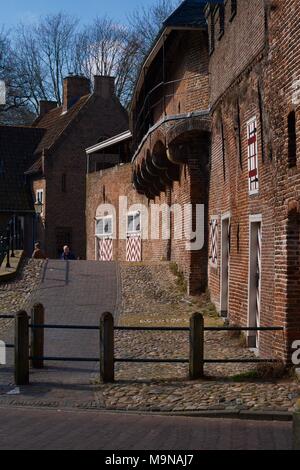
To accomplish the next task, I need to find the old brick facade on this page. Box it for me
[85,0,300,361]
[27,75,128,259]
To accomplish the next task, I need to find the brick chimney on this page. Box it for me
[93,76,115,99]
[63,75,91,113]
[39,100,57,118]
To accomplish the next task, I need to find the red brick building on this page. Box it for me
[0,75,128,260]
[85,0,300,362]
[86,0,210,294]
[27,75,129,259]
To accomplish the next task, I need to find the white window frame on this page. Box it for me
[127,211,141,235]
[36,189,44,216]
[95,215,113,238]
[209,216,218,268]
[36,189,44,204]
[247,117,259,195]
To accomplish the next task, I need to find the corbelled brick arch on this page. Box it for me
[167,123,210,294]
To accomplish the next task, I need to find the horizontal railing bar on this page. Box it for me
[205,327,284,332]
[30,324,100,330]
[204,358,280,364]
[114,358,189,364]
[114,326,189,332]
[0,315,15,319]
[29,356,99,362]
[6,344,15,349]
[28,324,284,332]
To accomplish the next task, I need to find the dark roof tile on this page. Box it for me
[33,94,91,154]
[0,126,45,212]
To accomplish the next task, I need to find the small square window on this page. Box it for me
[96,216,113,237]
[127,212,141,234]
[36,189,43,204]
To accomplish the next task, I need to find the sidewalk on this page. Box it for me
[0,259,120,406]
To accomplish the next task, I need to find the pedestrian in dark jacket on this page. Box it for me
[32,242,46,260]
[61,245,76,260]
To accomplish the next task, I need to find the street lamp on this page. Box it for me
[34,201,43,251]
[34,200,43,216]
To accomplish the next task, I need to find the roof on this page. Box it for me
[0,126,45,213]
[86,130,132,155]
[164,0,208,29]
[130,0,210,111]
[33,94,91,155]
[24,157,43,176]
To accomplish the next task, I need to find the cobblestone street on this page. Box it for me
[0,259,44,334]
[0,260,299,415]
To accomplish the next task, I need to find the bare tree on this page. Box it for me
[1,1,182,124]
[13,12,79,111]
[0,27,35,124]
[73,17,139,105]
[36,13,79,105]
[128,0,180,59]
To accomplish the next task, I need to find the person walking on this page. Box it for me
[61,245,76,260]
[32,242,46,260]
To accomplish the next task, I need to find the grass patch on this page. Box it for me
[231,361,287,382]
[231,370,260,382]
[169,262,187,294]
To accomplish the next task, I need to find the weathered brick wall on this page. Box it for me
[86,157,208,295]
[209,69,276,355]
[43,95,128,259]
[265,0,300,359]
[133,29,209,138]
[207,0,266,105]
[207,1,282,358]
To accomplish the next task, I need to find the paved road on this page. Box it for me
[0,260,120,405]
[0,408,292,450]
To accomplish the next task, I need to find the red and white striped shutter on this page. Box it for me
[126,235,142,262]
[247,118,259,194]
[210,219,218,266]
[126,212,142,262]
[98,238,113,261]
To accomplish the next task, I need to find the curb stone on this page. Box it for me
[0,401,293,421]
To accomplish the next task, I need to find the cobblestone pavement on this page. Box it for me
[0,261,299,414]
[0,408,292,450]
[0,259,44,334]
[95,263,300,414]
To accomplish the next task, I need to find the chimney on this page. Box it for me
[63,75,91,113]
[39,100,57,118]
[93,76,115,99]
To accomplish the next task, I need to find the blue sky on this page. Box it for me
[1,0,156,27]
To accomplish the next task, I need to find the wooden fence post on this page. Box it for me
[293,399,300,450]
[31,303,44,369]
[189,312,204,380]
[100,312,114,383]
[15,310,29,386]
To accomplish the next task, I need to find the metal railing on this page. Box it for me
[1,304,286,386]
[0,216,24,268]
[132,75,207,151]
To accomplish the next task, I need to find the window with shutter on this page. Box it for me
[247,117,259,194]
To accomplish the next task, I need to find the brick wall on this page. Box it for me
[265,0,300,360]
[41,94,128,259]
[207,0,266,105]
[207,1,282,358]
[86,157,208,295]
